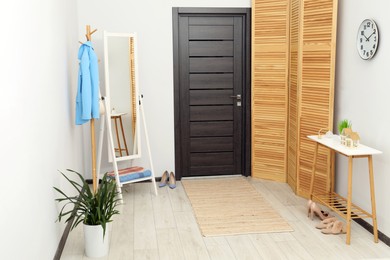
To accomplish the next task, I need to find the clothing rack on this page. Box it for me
[84,25,98,193]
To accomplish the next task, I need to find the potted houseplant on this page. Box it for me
[54,169,120,258]
[337,119,352,145]
[338,119,352,135]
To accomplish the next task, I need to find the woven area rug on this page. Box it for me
[181,177,293,236]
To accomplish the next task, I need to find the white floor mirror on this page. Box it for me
[98,31,157,201]
[104,32,141,161]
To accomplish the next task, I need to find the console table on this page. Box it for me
[308,135,382,244]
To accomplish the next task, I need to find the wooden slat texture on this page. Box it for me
[190,74,233,89]
[295,0,338,197]
[287,0,300,192]
[189,41,234,57]
[252,0,289,182]
[252,0,337,193]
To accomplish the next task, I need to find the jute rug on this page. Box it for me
[181,177,293,237]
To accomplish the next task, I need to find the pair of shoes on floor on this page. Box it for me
[307,200,333,221]
[159,170,176,189]
[316,218,346,235]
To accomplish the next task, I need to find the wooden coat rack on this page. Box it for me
[84,25,98,193]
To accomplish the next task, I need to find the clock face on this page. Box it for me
[357,19,379,60]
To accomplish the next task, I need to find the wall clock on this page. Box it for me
[356,19,379,60]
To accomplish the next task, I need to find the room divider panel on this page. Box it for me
[252,0,338,197]
[251,0,290,182]
[288,0,338,197]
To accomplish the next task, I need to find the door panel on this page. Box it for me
[189,74,234,89]
[190,152,234,166]
[189,57,234,73]
[189,26,234,40]
[174,8,250,178]
[190,165,235,176]
[190,106,234,121]
[189,16,234,26]
[190,122,233,137]
[190,90,233,105]
[189,41,234,57]
[190,137,234,152]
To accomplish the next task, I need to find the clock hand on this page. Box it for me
[367,31,375,40]
[362,33,369,41]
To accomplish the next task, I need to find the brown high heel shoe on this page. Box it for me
[321,220,346,235]
[310,202,333,220]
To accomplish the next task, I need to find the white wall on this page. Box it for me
[77,0,251,177]
[0,1,388,258]
[0,0,84,259]
[76,0,390,239]
[335,0,390,237]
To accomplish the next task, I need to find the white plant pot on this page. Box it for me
[83,224,110,258]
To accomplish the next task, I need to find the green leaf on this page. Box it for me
[338,119,352,134]
[54,170,120,238]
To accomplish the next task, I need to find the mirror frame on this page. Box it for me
[103,31,141,161]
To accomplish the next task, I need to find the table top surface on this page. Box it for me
[111,112,127,117]
[308,135,382,156]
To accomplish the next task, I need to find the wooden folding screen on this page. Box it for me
[289,0,338,197]
[252,0,338,195]
[251,0,290,182]
[287,0,300,192]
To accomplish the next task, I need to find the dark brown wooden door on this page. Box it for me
[173,8,251,179]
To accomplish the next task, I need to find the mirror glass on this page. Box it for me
[103,32,140,161]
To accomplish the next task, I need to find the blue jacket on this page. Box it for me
[75,41,100,125]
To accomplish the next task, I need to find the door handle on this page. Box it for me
[230,94,241,100]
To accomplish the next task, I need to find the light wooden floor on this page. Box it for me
[62,177,390,260]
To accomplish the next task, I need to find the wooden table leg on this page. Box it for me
[309,142,319,199]
[368,155,379,243]
[330,150,335,193]
[113,117,122,157]
[346,156,353,245]
[118,116,129,156]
